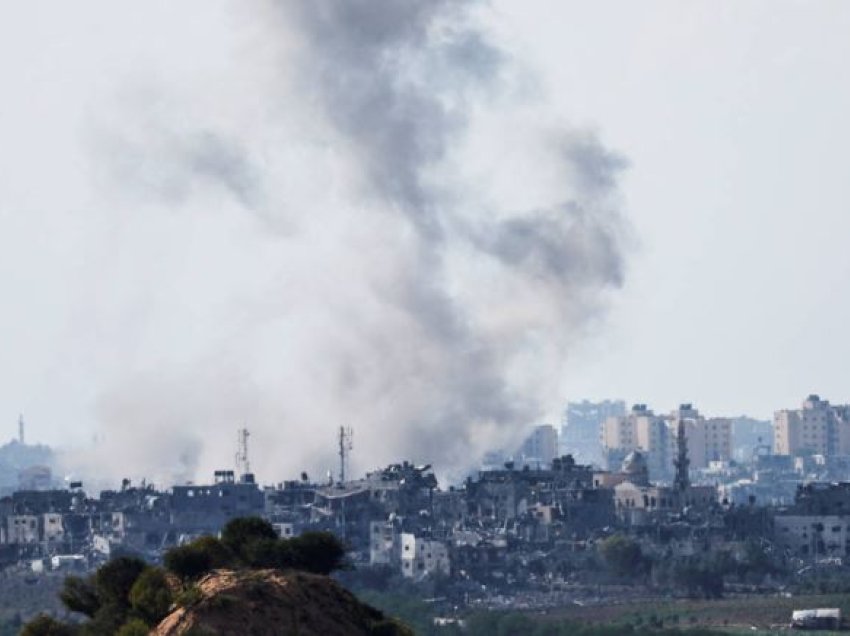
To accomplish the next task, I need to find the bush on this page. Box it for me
[242,537,285,569]
[176,585,204,608]
[20,615,76,636]
[191,536,234,569]
[59,576,100,618]
[116,619,150,636]
[129,567,173,625]
[79,601,129,636]
[164,519,348,578]
[94,557,148,608]
[221,517,278,558]
[598,535,647,578]
[287,531,347,575]
[165,544,213,581]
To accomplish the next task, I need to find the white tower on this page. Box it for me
[338,426,353,484]
[235,428,251,479]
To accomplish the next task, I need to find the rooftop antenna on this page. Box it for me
[18,414,24,445]
[235,428,251,477]
[338,426,353,484]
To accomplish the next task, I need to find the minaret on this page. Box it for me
[18,414,24,445]
[673,418,690,492]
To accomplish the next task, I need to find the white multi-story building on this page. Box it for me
[400,533,450,580]
[601,405,669,480]
[665,405,732,470]
[602,404,732,480]
[774,395,850,457]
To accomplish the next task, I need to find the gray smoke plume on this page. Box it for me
[63,0,628,487]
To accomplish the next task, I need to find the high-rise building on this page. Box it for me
[601,404,669,480]
[665,404,732,470]
[561,399,625,464]
[518,424,558,468]
[602,403,732,481]
[731,416,773,461]
[774,395,850,456]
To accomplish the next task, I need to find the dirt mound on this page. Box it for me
[152,569,410,636]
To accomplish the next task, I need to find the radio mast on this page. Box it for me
[235,428,251,479]
[338,426,353,484]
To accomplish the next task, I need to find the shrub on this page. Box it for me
[94,557,148,608]
[116,619,150,636]
[176,585,204,608]
[598,535,647,578]
[242,537,284,569]
[20,615,76,636]
[129,567,173,625]
[165,544,213,581]
[221,517,278,558]
[59,576,100,618]
[79,601,129,636]
[191,536,234,569]
[287,531,347,575]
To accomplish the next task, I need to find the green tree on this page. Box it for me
[287,531,348,575]
[129,567,173,625]
[164,543,213,581]
[242,537,285,569]
[80,602,130,636]
[164,535,236,581]
[598,535,647,578]
[59,575,100,618]
[191,535,234,569]
[221,517,278,558]
[94,556,148,608]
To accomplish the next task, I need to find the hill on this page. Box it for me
[153,568,412,636]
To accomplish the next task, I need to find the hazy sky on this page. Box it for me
[510,2,850,417]
[1,2,849,482]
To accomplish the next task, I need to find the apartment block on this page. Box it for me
[774,395,850,456]
[400,533,450,580]
[517,424,558,468]
[601,404,669,480]
[665,404,732,469]
[561,399,626,464]
[602,403,733,480]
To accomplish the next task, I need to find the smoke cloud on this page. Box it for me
[57,0,628,487]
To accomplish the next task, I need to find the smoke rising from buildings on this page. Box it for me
[45,0,629,485]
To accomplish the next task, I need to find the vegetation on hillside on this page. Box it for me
[20,516,352,635]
